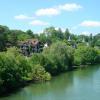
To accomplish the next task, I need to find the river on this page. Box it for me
[0,65,100,100]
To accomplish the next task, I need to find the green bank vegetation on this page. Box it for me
[0,25,100,95]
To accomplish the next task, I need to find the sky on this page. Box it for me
[0,0,100,35]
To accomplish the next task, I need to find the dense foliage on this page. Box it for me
[0,25,100,95]
[0,48,51,94]
[74,46,100,65]
[29,41,74,75]
[42,42,74,75]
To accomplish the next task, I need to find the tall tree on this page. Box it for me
[0,25,9,51]
[26,29,35,38]
[64,28,70,40]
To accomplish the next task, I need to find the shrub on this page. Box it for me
[30,54,51,81]
[74,46,99,65]
[31,64,51,81]
[0,47,51,94]
[42,41,74,75]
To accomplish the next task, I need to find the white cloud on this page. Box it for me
[14,14,34,20]
[58,3,82,11]
[35,3,82,16]
[29,20,49,26]
[80,21,100,27]
[35,8,60,16]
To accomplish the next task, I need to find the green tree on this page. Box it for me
[74,46,99,65]
[26,29,35,38]
[93,33,100,48]
[42,41,74,75]
[64,28,70,40]
[0,25,9,51]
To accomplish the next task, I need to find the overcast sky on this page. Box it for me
[0,0,100,35]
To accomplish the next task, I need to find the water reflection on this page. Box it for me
[0,65,100,100]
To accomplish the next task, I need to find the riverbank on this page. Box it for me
[1,64,100,97]
[0,65,100,100]
[0,42,100,97]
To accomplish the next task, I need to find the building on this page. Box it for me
[18,39,43,56]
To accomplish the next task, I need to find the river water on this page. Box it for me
[0,65,100,100]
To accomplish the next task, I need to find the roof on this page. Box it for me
[18,39,40,47]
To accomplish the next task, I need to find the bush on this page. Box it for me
[31,64,51,81]
[0,50,33,92]
[42,41,74,75]
[0,52,22,91]
[74,46,99,65]
[0,47,51,94]
[30,53,46,66]
[30,54,51,81]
